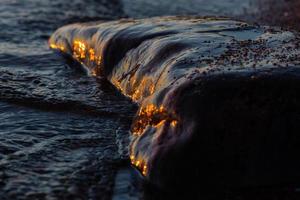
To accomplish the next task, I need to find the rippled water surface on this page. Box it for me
[0,0,136,199]
[0,0,299,199]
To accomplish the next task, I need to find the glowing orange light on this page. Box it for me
[149,85,155,95]
[129,79,155,101]
[49,43,65,51]
[73,40,86,59]
[155,119,166,128]
[130,154,148,176]
[135,160,141,167]
[142,165,147,176]
[132,104,177,136]
[132,89,141,101]
[130,155,135,161]
[89,49,95,61]
[70,41,102,76]
[90,69,97,76]
[96,56,102,65]
[171,120,178,127]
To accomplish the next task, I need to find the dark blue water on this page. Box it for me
[0,1,137,199]
[0,0,299,199]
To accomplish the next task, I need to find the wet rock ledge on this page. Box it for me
[49,16,300,195]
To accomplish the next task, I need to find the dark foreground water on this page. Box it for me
[0,0,300,199]
[0,1,136,199]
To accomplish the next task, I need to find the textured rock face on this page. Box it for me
[49,16,300,191]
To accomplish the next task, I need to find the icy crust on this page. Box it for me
[50,16,300,190]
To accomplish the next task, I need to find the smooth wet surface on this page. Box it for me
[1,0,300,199]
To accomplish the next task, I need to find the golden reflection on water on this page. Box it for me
[130,103,178,176]
[131,79,155,101]
[49,43,65,51]
[72,41,102,76]
[50,40,102,76]
[111,77,155,102]
[73,40,86,59]
[171,120,178,127]
[89,49,95,61]
[50,39,178,177]
[133,104,166,136]
[130,155,148,176]
[132,103,178,136]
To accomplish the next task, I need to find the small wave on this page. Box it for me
[50,16,300,193]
